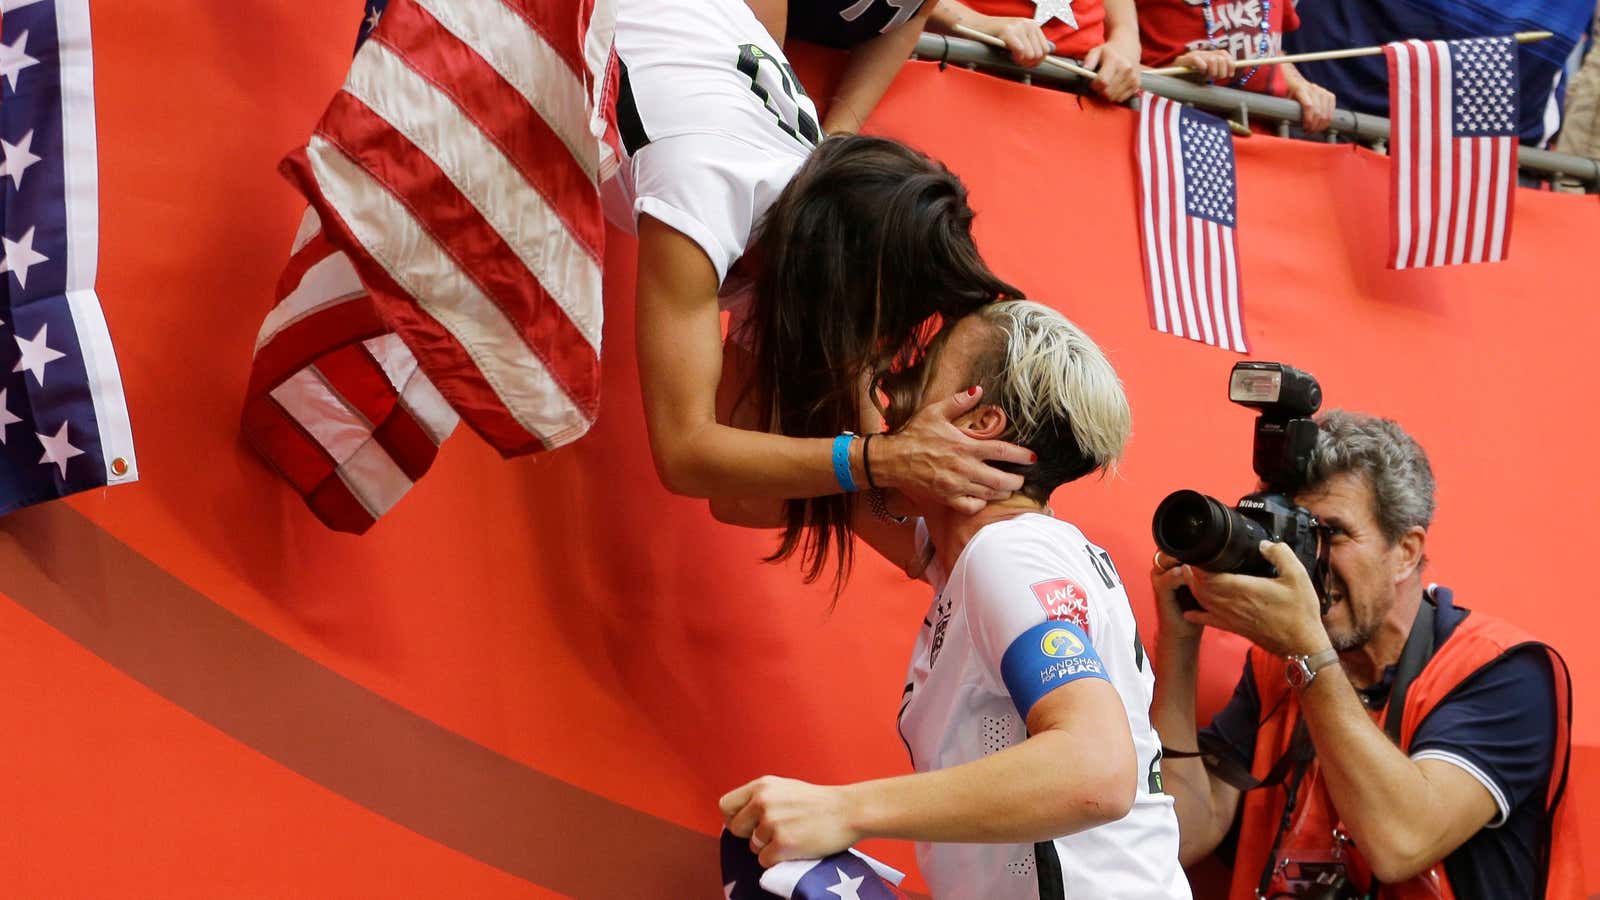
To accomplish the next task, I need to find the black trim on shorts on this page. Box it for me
[1033,840,1065,900]
[615,59,649,155]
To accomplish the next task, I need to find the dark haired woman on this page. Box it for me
[617,0,1030,586]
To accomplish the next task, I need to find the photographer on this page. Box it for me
[1150,411,1580,899]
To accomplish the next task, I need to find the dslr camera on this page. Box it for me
[1152,362,1331,611]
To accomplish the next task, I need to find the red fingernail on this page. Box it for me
[1030,453,1038,463]
[967,385,979,396]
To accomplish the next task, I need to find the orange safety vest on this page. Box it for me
[1228,603,1582,899]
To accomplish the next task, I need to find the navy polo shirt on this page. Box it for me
[1201,588,1557,899]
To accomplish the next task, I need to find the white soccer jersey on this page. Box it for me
[612,0,821,286]
[898,514,1191,900]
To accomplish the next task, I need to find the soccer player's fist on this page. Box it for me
[720,775,861,867]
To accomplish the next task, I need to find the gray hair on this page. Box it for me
[969,301,1131,496]
[1307,410,1436,542]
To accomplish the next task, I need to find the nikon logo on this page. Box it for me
[1238,499,1268,510]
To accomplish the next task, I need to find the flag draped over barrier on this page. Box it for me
[1133,92,1250,354]
[242,0,617,533]
[0,0,137,515]
[1384,37,1520,270]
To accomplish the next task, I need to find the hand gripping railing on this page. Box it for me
[912,33,1600,193]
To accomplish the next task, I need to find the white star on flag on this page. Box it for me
[1,129,40,189]
[0,225,49,288]
[13,323,66,385]
[723,882,736,900]
[1030,0,1077,30]
[37,421,84,477]
[826,867,866,900]
[366,7,383,31]
[0,388,20,443]
[0,29,39,91]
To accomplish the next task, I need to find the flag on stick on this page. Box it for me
[1133,92,1250,353]
[1384,37,1519,269]
[243,0,618,533]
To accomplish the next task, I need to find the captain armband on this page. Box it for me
[999,621,1108,720]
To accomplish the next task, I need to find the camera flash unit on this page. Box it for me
[1228,362,1322,417]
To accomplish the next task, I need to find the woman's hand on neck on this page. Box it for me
[927,493,1048,575]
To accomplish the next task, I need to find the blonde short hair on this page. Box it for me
[969,301,1131,498]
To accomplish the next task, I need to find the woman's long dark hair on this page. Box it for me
[737,135,1021,593]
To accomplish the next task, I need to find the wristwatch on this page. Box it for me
[1285,647,1340,691]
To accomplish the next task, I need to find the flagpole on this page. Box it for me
[950,23,1100,80]
[1144,31,1554,77]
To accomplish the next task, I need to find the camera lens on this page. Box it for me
[1152,490,1270,574]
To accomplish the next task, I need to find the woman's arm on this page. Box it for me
[1281,63,1335,133]
[927,0,1053,67]
[720,677,1136,865]
[637,216,842,499]
[708,338,921,571]
[1083,0,1141,102]
[744,0,787,43]
[638,216,1034,509]
[820,2,937,135]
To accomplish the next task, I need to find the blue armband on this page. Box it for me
[831,433,859,493]
[1000,621,1108,720]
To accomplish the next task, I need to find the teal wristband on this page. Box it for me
[831,433,859,493]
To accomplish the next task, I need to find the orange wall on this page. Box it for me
[0,5,1595,896]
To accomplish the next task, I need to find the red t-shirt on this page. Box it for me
[1137,0,1300,96]
[960,0,1107,60]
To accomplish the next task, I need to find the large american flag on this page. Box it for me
[1384,37,1518,269]
[242,0,616,534]
[0,0,137,515]
[1134,93,1250,353]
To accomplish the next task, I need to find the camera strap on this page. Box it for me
[1254,719,1317,898]
[1383,596,1438,742]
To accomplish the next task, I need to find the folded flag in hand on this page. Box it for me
[720,830,907,900]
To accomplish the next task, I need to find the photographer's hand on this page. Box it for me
[1150,552,1202,644]
[1181,541,1330,657]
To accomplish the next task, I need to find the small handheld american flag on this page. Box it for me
[721,830,907,900]
[1134,93,1250,354]
[1384,37,1519,269]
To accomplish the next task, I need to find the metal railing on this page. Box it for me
[913,33,1600,193]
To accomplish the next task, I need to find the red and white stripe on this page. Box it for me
[1385,39,1517,269]
[244,0,616,533]
[243,208,460,533]
[1134,93,1249,354]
